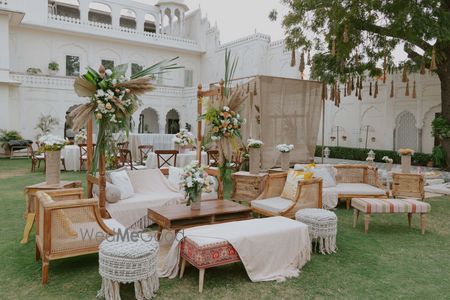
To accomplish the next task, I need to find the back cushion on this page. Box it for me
[312,168,336,188]
[168,166,184,189]
[110,171,134,200]
[281,170,305,201]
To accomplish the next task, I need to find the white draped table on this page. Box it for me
[61,145,81,171]
[128,134,175,160]
[146,151,208,169]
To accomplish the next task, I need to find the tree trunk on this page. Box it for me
[437,50,450,168]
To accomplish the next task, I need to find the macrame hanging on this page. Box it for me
[420,61,426,75]
[430,47,437,71]
[383,55,387,84]
[290,49,296,67]
[412,80,417,99]
[369,82,372,96]
[390,80,394,98]
[402,65,408,83]
[299,50,305,79]
[405,79,410,96]
[307,50,311,65]
[331,37,336,56]
[374,81,378,98]
[343,23,349,43]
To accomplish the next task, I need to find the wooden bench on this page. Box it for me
[352,198,431,234]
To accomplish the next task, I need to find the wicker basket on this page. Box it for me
[249,147,261,175]
[45,150,61,185]
[280,152,290,171]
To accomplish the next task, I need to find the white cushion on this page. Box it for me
[109,170,134,200]
[93,182,122,203]
[326,183,386,196]
[251,197,293,214]
[103,218,126,233]
[202,191,218,201]
[168,166,184,188]
[322,189,339,209]
[312,168,336,188]
[424,184,450,195]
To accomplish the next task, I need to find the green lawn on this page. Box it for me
[1,158,450,299]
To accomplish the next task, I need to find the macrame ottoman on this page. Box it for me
[97,239,159,300]
[295,208,337,254]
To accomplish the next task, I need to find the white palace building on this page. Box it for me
[0,0,442,154]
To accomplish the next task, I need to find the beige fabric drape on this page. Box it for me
[242,76,322,169]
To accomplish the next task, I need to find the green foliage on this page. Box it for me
[26,68,41,75]
[316,146,433,167]
[34,114,59,139]
[0,129,23,151]
[48,61,59,71]
[432,116,450,139]
[431,145,447,168]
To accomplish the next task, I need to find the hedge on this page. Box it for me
[315,146,432,166]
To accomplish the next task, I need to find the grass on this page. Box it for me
[1,158,450,299]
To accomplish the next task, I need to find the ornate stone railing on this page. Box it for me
[218,33,271,50]
[10,73,189,96]
[47,13,199,50]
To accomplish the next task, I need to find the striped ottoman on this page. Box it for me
[351,198,431,234]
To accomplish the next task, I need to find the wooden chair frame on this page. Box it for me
[155,150,178,168]
[138,145,153,165]
[206,150,219,167]
[118,148,136,170]
[251,172,323,218]
[35,188,116,284]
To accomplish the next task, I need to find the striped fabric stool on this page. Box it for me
[351,198,431,234]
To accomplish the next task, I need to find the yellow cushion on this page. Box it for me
[41,192,78,239]
[281,170,305,200]
[304,172,313,180]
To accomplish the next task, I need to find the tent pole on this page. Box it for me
[197,84,203,165]
[87,117,93,198]
[321,99,325,164]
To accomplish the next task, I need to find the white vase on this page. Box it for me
[46,150,61,185]
[280,152,290,171]
[249,147,261,175]
[190,193,201,210]
[401,155,411,173]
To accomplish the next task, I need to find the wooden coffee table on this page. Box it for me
[148,200,252,237]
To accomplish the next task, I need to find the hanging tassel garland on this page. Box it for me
[359,77,363,90]
[344,83,347,97]
[390,80,394,98]
[430,47,437,71]
[351,77,355,91]
[358,87,362,101]
[321,82,327,100]
[405,80,410,96]
[402,65,408,83]
[355,50,359,67]
[412,80,417,99]
[355,85,359,97]
[343,23,349,43]
[299,50,305,79]
[374,81,378,98]
[290,49,296,67]
[420,62,426,75]
[383,55,387,84]
[369,82,372,96]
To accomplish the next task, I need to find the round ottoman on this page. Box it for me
[97,238,159,300]
[295,208,337,254]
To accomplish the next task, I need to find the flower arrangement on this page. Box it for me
[71,58,180,174]
[38,134,67,151]
[276,144,294,153]
[398,148,415,156]
[206,105,244,142]
[382,156,393,163]
[247,139,264,148]
[74,129,87,144]
[173,129,195,147]
[180,162,213,206]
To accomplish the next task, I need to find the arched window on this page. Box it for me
[49,0,80,18]
[140,107,160,134]
[88,2,112,24]
[144,14,157,33]
[120,8,136,29]
[166,109,180,134]
[162,8,171,34]
[395,111,418,151]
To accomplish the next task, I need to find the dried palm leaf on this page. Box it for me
[115,77,154,95]
[74,77,96,97]
[70,103,95,132]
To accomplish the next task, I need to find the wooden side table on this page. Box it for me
[21,180,82,244]
[231,171,268,202]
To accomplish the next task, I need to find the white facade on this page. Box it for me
[0,0,442,154]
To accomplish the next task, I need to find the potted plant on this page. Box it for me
[247,138,263,174]
[38,134,67,184]
[431,145,446,168]
[0,129,23,155]
[276,144,294,171]
[26,67,42,75]
[48,61,59,75]
[398,148,415,173]
[172,129,195,153]
[35,114,59,140]
[180,162,213,210]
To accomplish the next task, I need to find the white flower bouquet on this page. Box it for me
[382,156,393,163]
[74,129,87,144]
[173,129,195,147]
[39,134,67,151]
[247,139,264,149]
[180,162,213,205]
[276,144,294,153]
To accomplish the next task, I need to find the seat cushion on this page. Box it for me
[110,170,134,200]
[330,183,386,196]
[352,198,431,214]
[251,197,293,214]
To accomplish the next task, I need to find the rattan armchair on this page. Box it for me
[35,188,124,284]
[251,172,323,218]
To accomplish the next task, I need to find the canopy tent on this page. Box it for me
[199,76,323,170]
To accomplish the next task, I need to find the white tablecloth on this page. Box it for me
[128,134,175,160]
[62,145,81,171]
[146,151,207,169]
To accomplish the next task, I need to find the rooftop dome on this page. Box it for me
[156,0,189,11]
